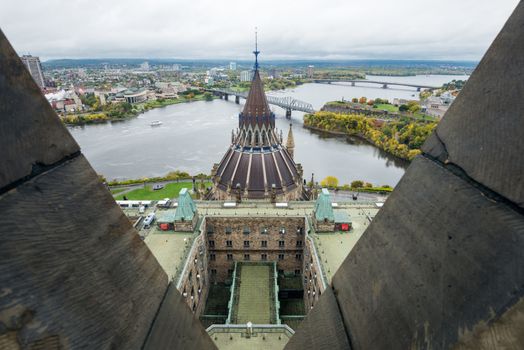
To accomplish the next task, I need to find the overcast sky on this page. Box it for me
[0,0,519,61]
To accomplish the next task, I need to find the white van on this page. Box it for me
[143,213,155,228]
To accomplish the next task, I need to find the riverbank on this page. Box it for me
[323,100,437,122]
[62,92,214,126]
[303,110,437,161]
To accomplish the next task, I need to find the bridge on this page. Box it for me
[206,88,316,117]
[313,79,440,91]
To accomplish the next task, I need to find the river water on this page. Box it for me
[68,74,468,186]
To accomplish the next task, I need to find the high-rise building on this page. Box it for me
[240,70,253,82]
[20,55,45,88]
[307,65,314,78]
[229,62,237,70]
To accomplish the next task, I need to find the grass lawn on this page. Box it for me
[114,182,211,200]
[236,265,271,324]
[374,103,398,112]
[412,112,437,121]
[110,187,127,195]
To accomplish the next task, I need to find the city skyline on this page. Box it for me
[1,0,520,61]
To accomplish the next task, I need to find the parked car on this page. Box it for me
[152,184,164,190]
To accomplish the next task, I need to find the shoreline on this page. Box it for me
[302,123,411,163]
[63,95,214,126]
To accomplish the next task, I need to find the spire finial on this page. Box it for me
[253,27,260,71]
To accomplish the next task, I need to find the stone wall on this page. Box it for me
[205,216,306,282]
[0,28,216,349]
[177,233,210,315]
[286,3,524,349]
[174,213,199,232]
[303,238,325,310]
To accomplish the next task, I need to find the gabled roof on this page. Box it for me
[315,188,334,222]
[174,188,197,221]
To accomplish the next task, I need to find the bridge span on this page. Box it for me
[205,88,316,117]
[313,79,439,91]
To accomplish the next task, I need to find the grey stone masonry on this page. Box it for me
[288,2,524,349]
[0,29,79,191]
[0,28,216,349]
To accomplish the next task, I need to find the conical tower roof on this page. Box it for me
[212,33,304,201]
[242,69,271,117]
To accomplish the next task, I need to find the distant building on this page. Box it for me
[20,55,45,88]
[307,65,314,78]
[140,61,150,71]
[123,89,148,104]
[240,70,253,82]
[229,62,237,70]
[45,90,83,113]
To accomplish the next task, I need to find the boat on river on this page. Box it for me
[150,120,162,126]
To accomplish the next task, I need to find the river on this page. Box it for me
[68,74,468,186]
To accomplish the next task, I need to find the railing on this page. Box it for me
[226,261,239,324]
[206,323,295,337]
[304,216,329,289]
[271,262,281,324]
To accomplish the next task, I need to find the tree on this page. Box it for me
[407,101,421,113]
[320,176,339,188]
[399,104,409,112]
[203,92,213,101]
[367,99,374,106]
[351,180,364,188]
[364,182,373,188]
[351,98,358,103]
[359,97,367,104]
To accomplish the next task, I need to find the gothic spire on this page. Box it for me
[286,123,295,159]
[253,27,260,71]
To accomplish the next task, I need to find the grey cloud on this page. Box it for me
[0,0,519,60]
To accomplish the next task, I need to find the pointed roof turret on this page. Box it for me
[314,188,335,222]
[242,70,271,117]
[286,123,295,158]
[239,30,274,132]
[174,188,197,221]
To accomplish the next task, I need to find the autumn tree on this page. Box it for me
[320,176,339,188]
[407,101,421,113]
[359,97,367,104]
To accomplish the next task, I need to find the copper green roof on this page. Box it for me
[174,188,197,221]
[334,210,351,224]
[156,210,176,223]
[315,188,334,222]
